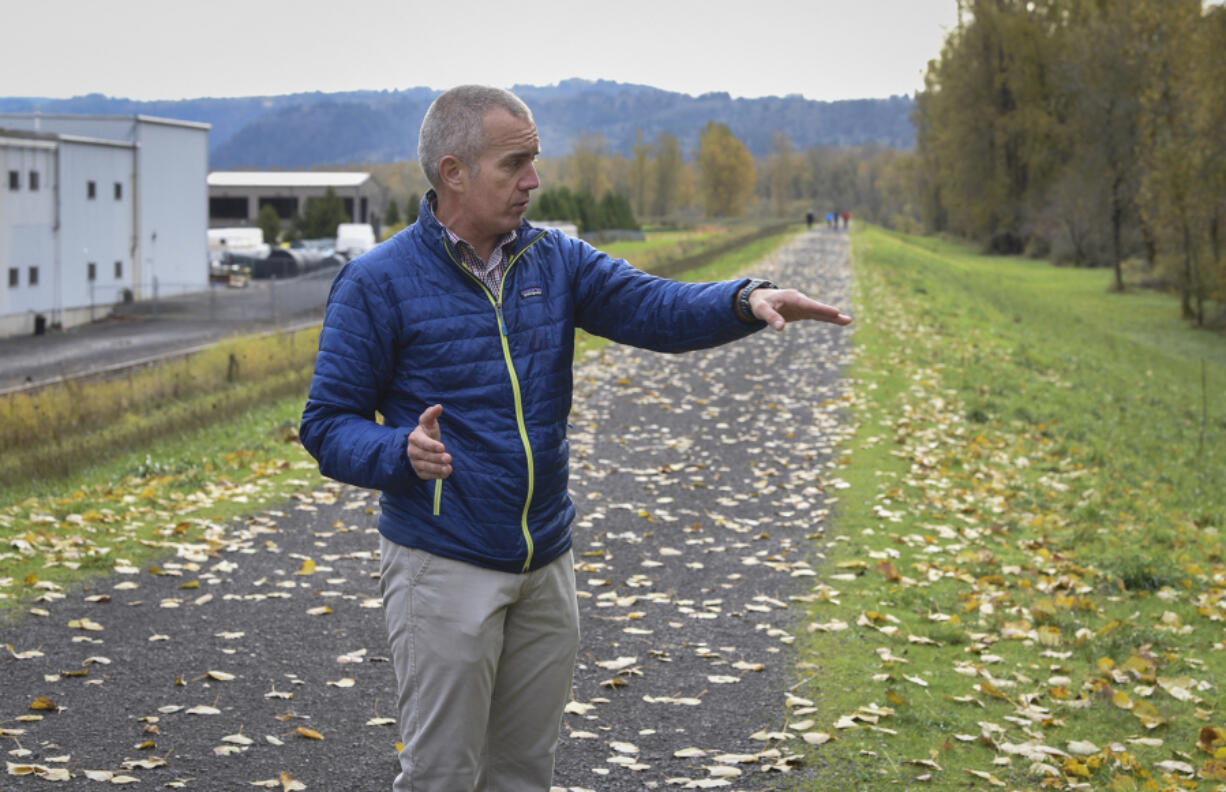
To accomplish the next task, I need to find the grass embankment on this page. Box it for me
[0,224,803,614]
[0,327,321,492]
[795,226,1226,790]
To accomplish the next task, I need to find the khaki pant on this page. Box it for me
[379,537,580,792]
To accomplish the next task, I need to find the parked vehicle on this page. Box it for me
[249,247,344,280]
[207,228,267,263]
[336,223,376,259]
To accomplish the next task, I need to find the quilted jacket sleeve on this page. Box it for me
[565,234,763,351]
[299,265,417,495]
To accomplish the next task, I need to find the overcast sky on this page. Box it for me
[1,0,961,103]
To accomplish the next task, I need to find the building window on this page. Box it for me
[7,268,17,287]
[114,182,123,200]
[28,266,39,286]
[210,196,249,219]
[29,170,40,191]
[114,260,123,279]
[257,196,298,219]
[87,262,97,281]
[8,170,18,190]
[87,181,97,199]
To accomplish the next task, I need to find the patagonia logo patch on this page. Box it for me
[520,286,544,299]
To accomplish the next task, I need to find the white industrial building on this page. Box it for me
[207,171,386,230]
[0,113,209,336]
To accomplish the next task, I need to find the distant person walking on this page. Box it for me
[842,210,850,229]
[806,210,815,230]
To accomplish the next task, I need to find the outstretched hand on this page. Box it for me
[408,404,452,480]
[749,288,853,331]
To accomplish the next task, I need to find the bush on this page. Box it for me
[257,204,283,245]
[527,187,638,233]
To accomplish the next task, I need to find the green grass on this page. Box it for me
[789,225,1226,790]
[598,227,726,259]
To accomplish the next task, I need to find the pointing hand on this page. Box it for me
[749,288,853,331]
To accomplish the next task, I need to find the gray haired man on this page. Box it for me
[300,84,852,791]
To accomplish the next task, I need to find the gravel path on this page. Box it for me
[0,229,853,791]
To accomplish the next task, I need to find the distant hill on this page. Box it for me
[0,79,914,169]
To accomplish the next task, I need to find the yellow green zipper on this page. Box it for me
[442,232,548,571]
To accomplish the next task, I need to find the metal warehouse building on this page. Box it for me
[207,171,386,229]
[0,113,210,337]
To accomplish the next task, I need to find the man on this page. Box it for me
[300,85,852,792]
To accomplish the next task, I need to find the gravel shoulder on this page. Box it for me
[0,230,853,791]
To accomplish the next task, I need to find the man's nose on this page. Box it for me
[521,164,539,191]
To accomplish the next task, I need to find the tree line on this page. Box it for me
[367,120,901,233]
[912,0,1226,324]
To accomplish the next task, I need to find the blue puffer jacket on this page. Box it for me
[300,196,763,573]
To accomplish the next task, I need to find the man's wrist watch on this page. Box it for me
[737,279,778,323]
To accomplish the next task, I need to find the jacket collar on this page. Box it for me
[416,189,540,257]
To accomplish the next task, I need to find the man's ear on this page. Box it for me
[438,155,466,193]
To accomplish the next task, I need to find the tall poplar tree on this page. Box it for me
[629,130,651,219]
[1194,5,1226,306]
[764,132,798,218]
[567,134,611,199]
[650,131,684,218]
[696,122,755,217]
[1133,0,1205,321]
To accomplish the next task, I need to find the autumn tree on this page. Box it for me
[1132,0,1206,322]
[1192,4,1226,307]
[1059,0,1144,281]
[794,144,920,231]
[629,130,652,219]
[696,122,755,217]
[913,0,1069,251]
[825,0,1224,323]
[650,131,684,218]
[803,146,860,216]
[567,134,612,199]
[762,132,800,218]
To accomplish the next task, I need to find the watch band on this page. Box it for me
[737,279,778,323]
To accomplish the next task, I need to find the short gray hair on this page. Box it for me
[418,85,534,188]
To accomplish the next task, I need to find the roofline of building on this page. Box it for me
[207,170,374,187]
[58,133,138,149]
[132,113,211,131]
[0,112,211,132]
[0,127,61,145]
[0,126,137,150]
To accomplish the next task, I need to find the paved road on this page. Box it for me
[0,230,853,791]
[0,266,340,392]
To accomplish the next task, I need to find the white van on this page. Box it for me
[207,227,268,259]
[336,223,377,259]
